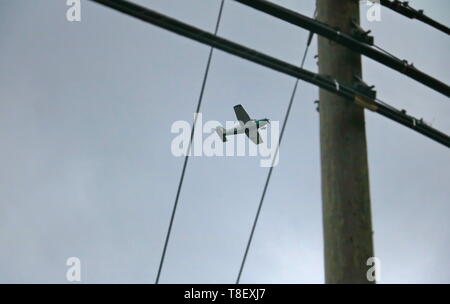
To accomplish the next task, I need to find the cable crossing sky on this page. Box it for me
[89,0,450,148]
[379,0,450,35]
[233,0,450,98]
[154,0,225,284]
[236,28,315,284]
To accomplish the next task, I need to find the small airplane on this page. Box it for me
[216,104,270,145]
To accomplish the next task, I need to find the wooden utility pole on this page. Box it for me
[317,0,375,283]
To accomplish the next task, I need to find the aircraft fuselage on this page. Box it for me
[224,119,269,136]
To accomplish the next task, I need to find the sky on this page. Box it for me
[0,0,449,283]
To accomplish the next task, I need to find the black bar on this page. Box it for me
[233,0,450,98]
[88,0,450,148]
[3,284,448,301]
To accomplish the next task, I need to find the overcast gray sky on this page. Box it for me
[0,0,449,283]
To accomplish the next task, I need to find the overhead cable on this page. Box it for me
[233,0,450,98]
[89,0,450,148]
[236,30,314,284]
[154,0,225,284]
[379,0,450,35]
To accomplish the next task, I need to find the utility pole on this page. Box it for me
[316,0,375,283]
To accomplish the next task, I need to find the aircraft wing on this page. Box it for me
[245,129,263,145]
[234,104,251,124]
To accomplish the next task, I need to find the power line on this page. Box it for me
[86,0,450,284]
[233,0,450,98]
[154,0,225,284]
[378,0,450,35]
[236,31,314,284]
[89,0,450,148]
